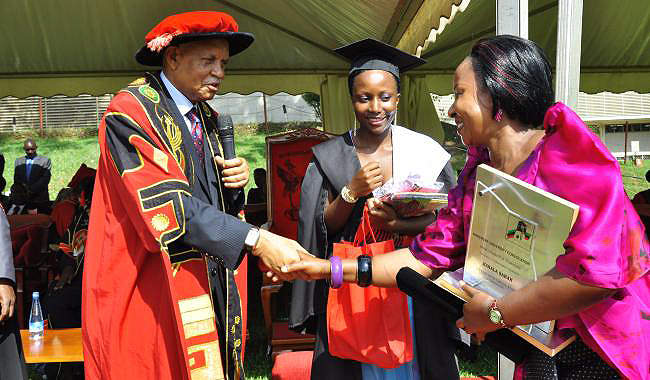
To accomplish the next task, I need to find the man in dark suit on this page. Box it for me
[12,139,51,214]
[82,11,309,380]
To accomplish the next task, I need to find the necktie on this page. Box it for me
[186,108,205,165]
[26,160,32,180]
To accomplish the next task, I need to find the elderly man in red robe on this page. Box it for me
[82,11,308,380]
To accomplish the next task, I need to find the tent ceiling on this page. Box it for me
[414,0,650,94]
[0,0,460,97]
[2,0,649,97]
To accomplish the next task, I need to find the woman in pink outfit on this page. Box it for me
[286,35,650,379]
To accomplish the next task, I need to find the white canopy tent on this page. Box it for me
[1,0,649,139]
[0,0,466,137]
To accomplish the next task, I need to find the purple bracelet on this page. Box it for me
[329,256,343,289]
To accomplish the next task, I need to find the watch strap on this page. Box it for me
[244,227,260,253]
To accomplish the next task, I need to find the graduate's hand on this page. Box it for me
[0,279,15,323]
[280,255,331,282]
[215,156,249,189]
[252,229,311,282]
[348,162,383,198]
[455,281,500,339]
[367,198,399,232]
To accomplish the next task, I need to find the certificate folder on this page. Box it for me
[401,164,579,358]
[397,267,532,363]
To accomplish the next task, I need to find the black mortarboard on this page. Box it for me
[334,38,426,78]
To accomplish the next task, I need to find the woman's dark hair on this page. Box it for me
[348,70,400,96]
[470,35,554,127]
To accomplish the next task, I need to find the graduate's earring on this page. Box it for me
[495,109,503,122]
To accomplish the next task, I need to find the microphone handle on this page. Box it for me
[220,135,236,160]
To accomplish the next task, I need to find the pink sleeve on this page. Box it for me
[409,146,489,271]
[538,103,650,288]
[409,205,469,270]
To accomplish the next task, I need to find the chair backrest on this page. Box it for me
[266,128,335,240]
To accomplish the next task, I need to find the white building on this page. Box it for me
[432,92,650,159]
[207,92,319,125]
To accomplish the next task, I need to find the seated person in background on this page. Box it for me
[44,177,94,380]
[0,152,6,195]
[0,152,8,211]
[248,168,267,204]
[632,169,650,236]
[246,168,268,227]
[11,139,52,215]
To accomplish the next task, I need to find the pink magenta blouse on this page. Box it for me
[410,103,650,379]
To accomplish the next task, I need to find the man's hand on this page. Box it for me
[0,279,16,323]
[215,156,249,189]
[251,229,311,281]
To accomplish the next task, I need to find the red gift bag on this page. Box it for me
[326,207,413,369]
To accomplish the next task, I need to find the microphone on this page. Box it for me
[217,114,236,160]
[396,267,462,318]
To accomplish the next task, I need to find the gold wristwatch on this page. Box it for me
[340,186,358,204]
[488,300,509,328]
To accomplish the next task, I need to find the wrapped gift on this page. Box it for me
[373,175,447,218]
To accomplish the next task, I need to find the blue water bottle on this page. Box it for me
[29,291,44,340]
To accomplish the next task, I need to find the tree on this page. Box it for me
[302,92,321,121]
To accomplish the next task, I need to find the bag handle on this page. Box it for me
[359,205,378,253]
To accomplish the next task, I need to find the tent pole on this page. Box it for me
[38,97,44,136]
[495,2,528,378]
[624,120,629,164]
[555,0,583,109]
[262,93,269,134]
[496,0,528,38]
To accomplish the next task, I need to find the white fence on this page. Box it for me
[0,95,112,132]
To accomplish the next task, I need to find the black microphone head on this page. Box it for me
[217,114,234,136]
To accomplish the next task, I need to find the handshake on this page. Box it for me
[250,229,331,282]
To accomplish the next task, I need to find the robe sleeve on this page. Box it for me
[409,146,489,271]
[539,104,650,288]
[103,96,249,268]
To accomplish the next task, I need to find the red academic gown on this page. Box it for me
[82,73,250,380]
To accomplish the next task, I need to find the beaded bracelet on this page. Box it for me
[329,256,343,289]
[357,255,372,287]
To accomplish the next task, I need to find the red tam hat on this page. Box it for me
[135,11,254,66]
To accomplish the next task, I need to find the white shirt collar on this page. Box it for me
[160,71,194,116]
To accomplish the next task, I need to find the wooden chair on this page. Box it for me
[12,219,53,328]
[260,128,334,355]
[265,128,335,240]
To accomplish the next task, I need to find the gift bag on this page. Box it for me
[326,206,413,369]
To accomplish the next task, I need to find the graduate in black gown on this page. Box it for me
[290,39,460,380]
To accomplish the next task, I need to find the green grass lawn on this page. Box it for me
[0,135,100,198]
[4,131,649,379]
[0,131,269,199]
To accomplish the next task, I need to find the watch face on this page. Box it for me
[489,309,501,324]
